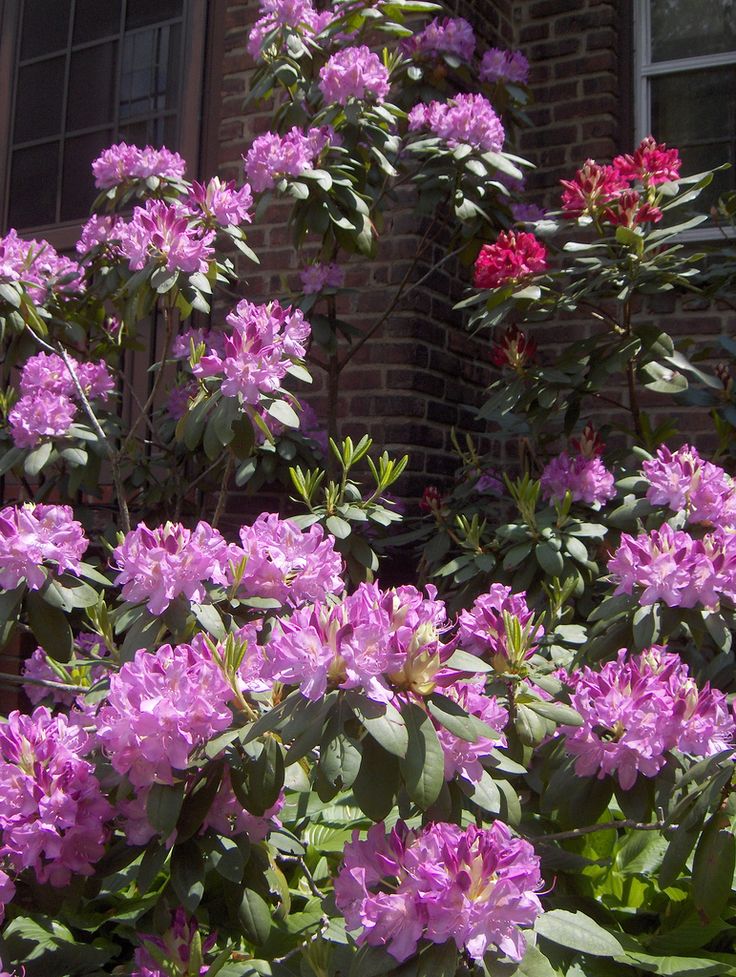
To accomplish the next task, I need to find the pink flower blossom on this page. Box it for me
[193,299,310,403]
[119,199,215,274]
[319,46,391,104]
[479,48,529,84]
[8,391,75,448]
[244,126,332,192]
[0,707,113,887]
[75,214,123,254]
[540,451,616,507]
[300,261,344,293]
[457,584,541,666]
[560,648,734,790]
[166,381,198,420]
[560,159,628,217]
[643,444,736,526]
[91,141,186,189]
[0,229,83,304]
[474,230,547,289]
[436,681,507,783]
[403,16,476,62]
[335,820,543,962]
[95,641,233,787]
[613,136,681,186]
[19,351,113,402]
[603,188,662,227]
[187,177,254,226]
[23,635,109,708]
[230,513,344,605]
[111,520,231,614]
[511,202,547,222]
[491,325,537,369]
[0,504,88,591]
[247,0,334,59]
[408,93,505,152]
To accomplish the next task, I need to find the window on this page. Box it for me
[0,0,210,242]
[634,0,736,225]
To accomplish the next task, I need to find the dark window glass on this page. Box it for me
[73,0,122,44]
[651,0,736,62]
[14,57,65,142]
[125,0,183,31]
[8,142,60,228]
[119,24,181,120]
[19,0,71,60]
[67,42,118,131]
[60,130,113,221]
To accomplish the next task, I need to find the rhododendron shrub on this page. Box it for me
[2,8,736,977]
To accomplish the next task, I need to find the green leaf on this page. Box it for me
[692,815,736,922]
[326,515,352,539]
[24,442,53,477]
[535,910,626,957]
[267,399,300,428]
[399,701,444,809]
[146,782,185,836]
[352,737,400,821]
[525,699,584,727]
[347,692,408,757]
[170,840,205,912]
[515,944,559,977]
[248,737,285,815]
[238,887,272,945]
[25,590,72,662]
[427,693,500,743]
[535,540,565,576]
[209,836,247,884]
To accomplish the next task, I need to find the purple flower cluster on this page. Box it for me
[112,520,231,614]
[76,214,124,255]
[23,634,109,708]
[9,351,114,449]
[319,46,391,105]
[437,681,507,783]
[230,513,344,605]
[643,444,736,526]
[479,48,530,84]
[608,523,736,609]
[192,299,310,404]
[91,141,186,189]
[540,451,616,508]
[403,16,476,62]
[202,772,284,840]
[244,126,332,193]
[300,261,344,294]
[265,582,449,702]
[0,228,83,304]
[133,909,215,977]
[0,707,112,893]
[95,641,233,787]
[118,199,215,274]
[457,584,542,667]
[0,504,88,591]
[408,93,505,152]
[187,177,254,226]
[247,0,334,60]
[560,648,735,789]
[335,820,543,962]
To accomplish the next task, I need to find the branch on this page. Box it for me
[212,452,234,528]
[536,819,675,843]
[0,671,87,693]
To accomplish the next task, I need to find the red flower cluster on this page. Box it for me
[490,325,537,370]
[473,230,547,290]
[560,136,681,227]
[570,422,605,458]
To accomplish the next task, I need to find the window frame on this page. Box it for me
[0,0,211,250]
[633,0,736,240]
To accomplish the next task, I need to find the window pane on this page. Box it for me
[60,130,113,222]
[73,0,122,44]
[20,0,71,60]
[8,142,60,228]
[119,24,181,120]
[67,42,118,131]
[14,57,65,143]
[125,0,183,31]
[119,114,178,147]
[651,0,736,61]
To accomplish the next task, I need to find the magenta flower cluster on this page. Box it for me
[247,0,334,59]
[408,93,505,152]
[479,48,530,84]
[118,199,215,274]
[244,126,332,192]
[0,228,83,305]
[540,450,616,508]
[91,141,186,189]
[23,634,109,708]
[643,443,736,526]
[437,681,507,783]
[608,523,736,609]
[95,641,233,787]
[335,820,543,962]
[187,176,254,227]
[319,46,391,105]
[560,647,735,789]
[76,214,124,255]
[0,503,87,591]
[403,16,476,62]
[231,513,344,605]
[0,708,112,898]
[192,299,310,403]
[111,520,231,614]
[300,261,344,294]
[8,351,114,449]
[457,584,542,665]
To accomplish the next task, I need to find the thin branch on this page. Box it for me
[212,452,234,528]
[0,671,87,693]
[536,819,675,843]
[121,302,177,457]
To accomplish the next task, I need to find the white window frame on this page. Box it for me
[633,0,736,240]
